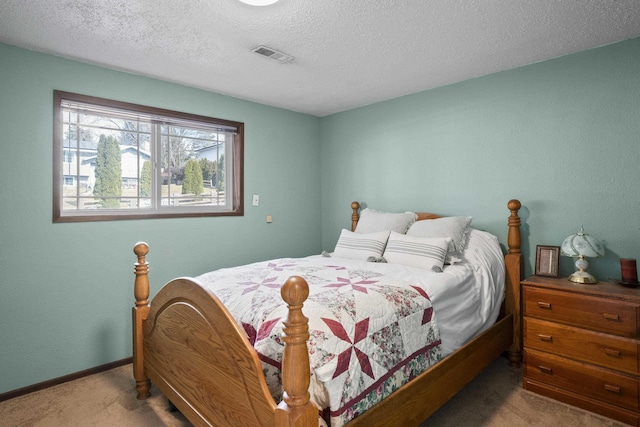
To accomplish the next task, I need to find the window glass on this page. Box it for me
[53,91,244,222]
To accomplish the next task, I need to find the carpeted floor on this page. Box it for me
[0,356,627,426]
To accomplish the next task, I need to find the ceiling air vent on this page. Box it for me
[252,45,293,63]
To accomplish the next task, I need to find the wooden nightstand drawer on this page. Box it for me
[524,286,640,337]
[523,277,640,425]
[525,348,640,411]
[524,317,640,375]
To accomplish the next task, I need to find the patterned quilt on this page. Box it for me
[196,257,443,427]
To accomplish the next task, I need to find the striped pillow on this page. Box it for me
[383,231,450,270]
[333,229,390,260]
[406,216,472,264]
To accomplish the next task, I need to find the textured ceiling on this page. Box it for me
[2,0,640,116]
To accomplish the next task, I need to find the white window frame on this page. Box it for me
[53,91,244,222]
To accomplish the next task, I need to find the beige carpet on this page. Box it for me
[0,357,627,426]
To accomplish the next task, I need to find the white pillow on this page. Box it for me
[463,229,505,275]
[333,229,390,260]
[383,231,450,271]
[355,208,417,234]
[406,216,472,262]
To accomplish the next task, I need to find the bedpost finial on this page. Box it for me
[507,199,522,255]
[134,242,149,257]
[277,275,316,424]
[133,242,150,304]
[351,201,361,232]
[281,276,309,306]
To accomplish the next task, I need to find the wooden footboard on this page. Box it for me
[132,199,523,427]
[133,244,279,427]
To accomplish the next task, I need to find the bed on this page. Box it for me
[132,199,523,427]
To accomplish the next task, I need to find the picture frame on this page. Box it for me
[535,245,560,277]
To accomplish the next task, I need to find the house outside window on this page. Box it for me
[53,91,244,222]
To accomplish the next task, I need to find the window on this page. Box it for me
[53,91,244,222]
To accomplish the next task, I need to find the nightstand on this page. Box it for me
[522,275,640,426]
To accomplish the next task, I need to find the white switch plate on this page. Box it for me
[252,194,259,206]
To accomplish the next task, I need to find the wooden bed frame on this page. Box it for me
[132,199,523,427]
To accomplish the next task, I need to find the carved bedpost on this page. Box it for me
[132,242,151,399]
[507,200,522,256]
[351,201,360,232]
[505,200,523,367]
[275,276,318,427]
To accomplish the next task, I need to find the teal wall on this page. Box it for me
[2,36,640,395]
[320,37,640,283]
[0,43,321,394]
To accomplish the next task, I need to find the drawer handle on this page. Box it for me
[537,334,553,342]
[603,313,621,322]
[604,384,622,394]
[538,365,553,374]
[537,302,552,309]
[604,348,622,358]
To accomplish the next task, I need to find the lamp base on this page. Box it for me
[568,270,598,284]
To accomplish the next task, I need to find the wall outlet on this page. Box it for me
[266,215,272,223]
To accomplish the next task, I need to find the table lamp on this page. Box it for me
[561,226,605,284]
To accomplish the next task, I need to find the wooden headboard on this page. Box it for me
[349,199,523,367]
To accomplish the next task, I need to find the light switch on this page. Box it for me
[252,194,259,206]
[266,215,272,223]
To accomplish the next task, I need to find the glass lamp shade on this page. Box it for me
[561,226,605,284]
